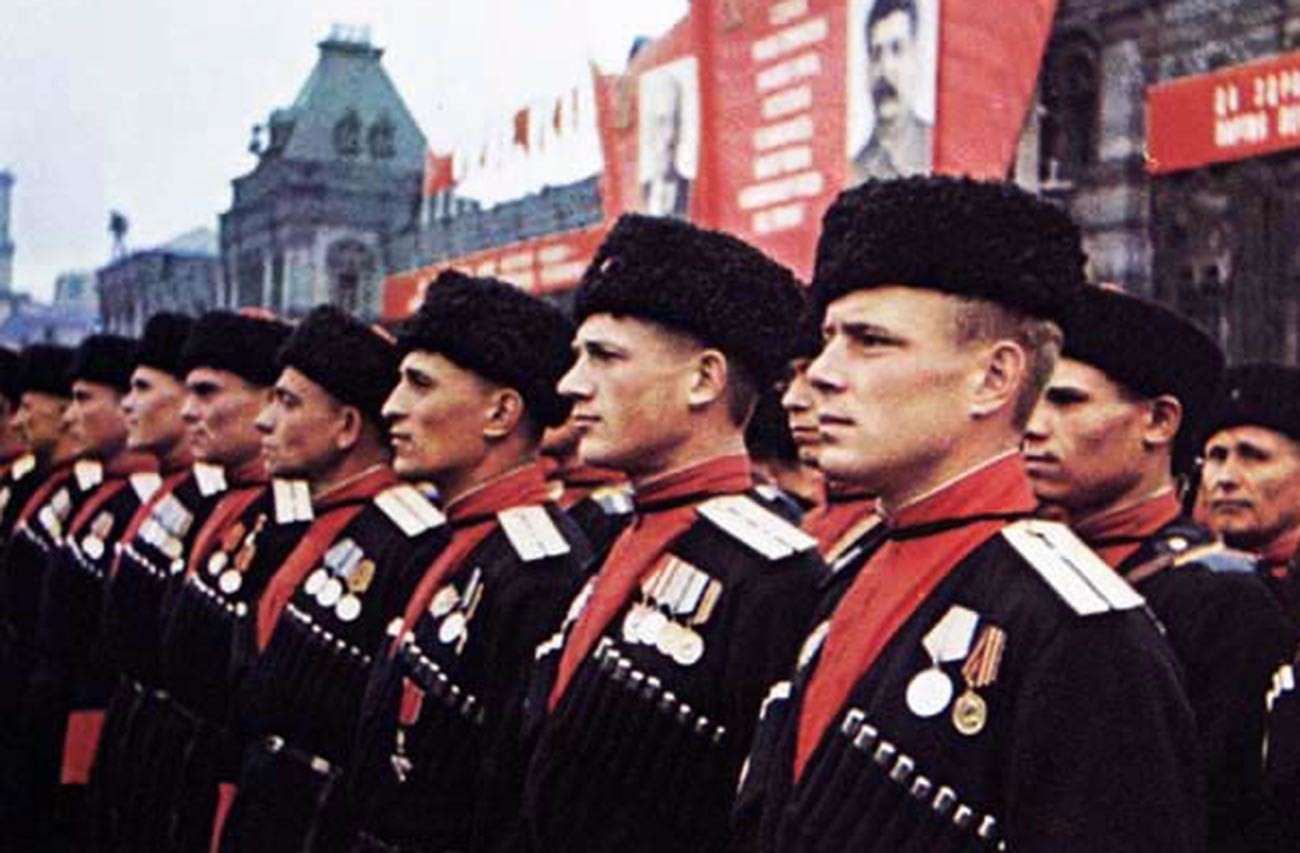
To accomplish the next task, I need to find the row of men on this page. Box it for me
[0,175,1299,852]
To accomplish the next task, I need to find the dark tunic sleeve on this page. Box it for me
[1006,611,1205,852]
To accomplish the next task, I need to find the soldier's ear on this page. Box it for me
[334,405,365,453]
[1142,395,1182,450]
[483,387,525,441]
[687,348,728,411]
[968,340,1026,421]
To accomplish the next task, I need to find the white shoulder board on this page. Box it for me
[193,463,228,497]
[75,459,104,491]
[498,505,572,563]
[10,454,36,481]
[272,479,314,524]
[1002,520,1145,615]
[129,472,163,504]
[698,495,818,561]
[375,484,446,537]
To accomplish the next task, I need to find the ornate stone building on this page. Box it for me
[1041,0,1300,363]
[219,26,426,320]
[97,228,220,335]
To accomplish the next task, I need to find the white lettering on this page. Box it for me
[738,170,824,210]
[753,202,807,234]
[756,52,821,93]
[769,0,808,27]
[753,115,814,150]
[752,16,828,63]
[753,145,813,180]
[762,85,813,120]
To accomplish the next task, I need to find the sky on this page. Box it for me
[0,0,689,301]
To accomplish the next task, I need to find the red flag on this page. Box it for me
[423,151,455,195]
[513,108,531,151]
[553,97,564,133]
[935,0,1059,178]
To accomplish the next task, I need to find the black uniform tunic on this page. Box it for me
[0,452,42,546]
[0,458,112,839]
[219,469,451,852]
[23,457,159,800]
[522,455,823,852]
[349,463,590,853]
[734,455,1204,853]
[93,461,248,848]
[553,464,633,565]
[114,477,315,851]
[1078,493,1298,853]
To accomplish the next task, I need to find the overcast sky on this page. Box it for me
[0,0,688,301]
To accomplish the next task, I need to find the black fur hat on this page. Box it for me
[137,312,195,379]
[179,310,291,387]
[399,270,574,429]
[575,214,805,389]
[68,334,139,393]
[1061,286,1224,465]
[1203,363,1300,444]
[812,176,1086,323]
[0,346,20,406]
[17,344,74,399]
[278,305,399,425]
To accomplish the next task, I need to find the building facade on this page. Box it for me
[218,26,426,321]
[97,228,221,335]
[1042,0,1300,364]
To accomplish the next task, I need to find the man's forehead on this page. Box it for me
[824,286,950,327]
[186,366,247,391]
[1049,358,1123,394]
[577,313,696,351]
[1207,424,1299,452]
[870,9,914,42]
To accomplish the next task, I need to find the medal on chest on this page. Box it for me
[621,555,721,667]
[904,605,978,719]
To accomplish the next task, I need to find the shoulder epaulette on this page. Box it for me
[272,479,313,524]
[375,484,446,537]
[590,484,634,516]
[499,505,572,562]
[10,454,36,481]
[1002,519,1145,615]
[697,494,818,561]
[129,472,163,503]
[1173,541,1257,574]
[193,463,227,497]
[74,459,104,491]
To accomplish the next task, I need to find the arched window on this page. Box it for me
[1040,41,1099,185]
[368,115,396,160]
[333,109,362,158]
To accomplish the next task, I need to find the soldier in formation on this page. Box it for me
[2,175,1300,853]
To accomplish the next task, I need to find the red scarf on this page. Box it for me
[794,453,1036,779]
[1073,490,1182,570]
[255,467,398,650]
[548,454,753,710]
[557,464,627,510]
[63,452,159,539]
[394,463,552,652]
[803,483,879,556]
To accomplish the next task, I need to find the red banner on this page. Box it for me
[382,226,607,318]
[1148,50,1300,174]
[385,0,1057,315]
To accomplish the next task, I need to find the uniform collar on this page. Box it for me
[887,450,1037,535]
[445,462,551,527]
[314,464,398,511]
[632,454,752,514]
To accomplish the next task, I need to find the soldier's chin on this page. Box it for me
[815,448,879,492]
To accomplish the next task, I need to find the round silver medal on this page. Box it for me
[304,568,327,597]
[335,594,362,623]
[429,585,459,618]
[622,606,646,643]
[905,667,954,718]
[317,577,343,609]
[637,609,668,645]
[439,611,467,645]
[654,620,683,659]
[207,551,229,576]
[673,628,705,666]
[218,569,243,596]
